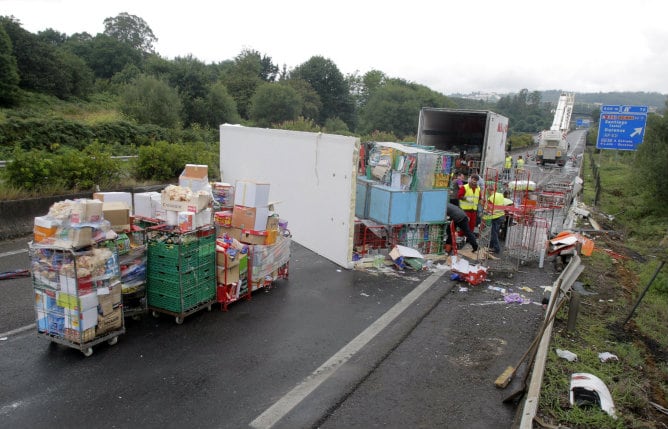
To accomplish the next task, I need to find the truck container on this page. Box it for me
[416,108,509,175]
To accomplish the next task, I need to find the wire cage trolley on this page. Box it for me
[146,226,217,324]
[30,243,125,357]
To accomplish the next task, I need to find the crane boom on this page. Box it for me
[536,92,575,167]
[550,92,575,132]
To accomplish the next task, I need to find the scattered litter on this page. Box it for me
[0,337,7,341]
[556,349,578,362]
[336,269,342,272]
[458,286,469,292]
[570,372,617,418]
[504,293,530,304]
[488,286,507,294]
[573,281,597,296]
[650,401,668,416]
[598,352,619,362]
[360,292,370,297]
[519,286,534,293]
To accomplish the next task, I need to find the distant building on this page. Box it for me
[452,92,502,102]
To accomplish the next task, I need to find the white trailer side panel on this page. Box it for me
[220,125,359,268]
[483,113,509,171]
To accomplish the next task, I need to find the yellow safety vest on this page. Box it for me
[505,156,512,169]
[459,184,480,211]
[517,158,525,170]
[486,192,507,219]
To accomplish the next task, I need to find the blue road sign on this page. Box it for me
[596,105,648,151]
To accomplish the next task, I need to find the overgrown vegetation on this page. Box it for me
[538,136,668,427]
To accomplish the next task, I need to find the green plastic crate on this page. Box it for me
[147,272,198,296]
[148,291,200,313]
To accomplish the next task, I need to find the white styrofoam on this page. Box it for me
[220,125,359,268]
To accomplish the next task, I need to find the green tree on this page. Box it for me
[249,83,302,127]
[119,75,182,128]
[290,56,355,128]
[55,49,94,98]
[357,79,452,138]
[634,107,668,212]
[189,82,240,128]
[37,28,67,46]
[165,55,217,126]
[0,21,20,106]
[221,49,278,120]
[65,33,143,79]
[103,12,157,54]
[283,78,321,120]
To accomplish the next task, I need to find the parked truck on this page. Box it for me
[416,108,509,175]
[536,93,574,167]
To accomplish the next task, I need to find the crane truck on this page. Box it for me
[536,92,574,167]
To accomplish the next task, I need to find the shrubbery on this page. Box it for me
[134,141,218,182]
[2,142,122,191]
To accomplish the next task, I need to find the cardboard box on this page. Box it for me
[34,216,58,243]
[266,215,279,231]
[219,226,243,241]
[93,192,133,213]
[52,227,93,249]
[85,199,103,223]
[231,205,269,231]
[103,201,131,232]
[134,192,161,218]
[64,307,98,331]
[216,254,247,285]
[97,283,122,316]
[234,180,270,208]
[216,250,242,268]
[64,327,96,344]
[97,307,122,335]
[179,164,209,192]
[178,211,195,232]
[56,290,99,311]
[239,229,268,245]
[161,191,211,213]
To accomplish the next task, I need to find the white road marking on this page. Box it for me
[0,249,28,258]
[249,270,447,429]
[0,323,35,339]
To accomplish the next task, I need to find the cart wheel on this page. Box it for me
[207,305,212,312]
[82,347,93,357]
[175,316,184,325]
[107,336,118,346]
[152,311,160,318]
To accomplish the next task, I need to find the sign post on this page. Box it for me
[596,105,648,151]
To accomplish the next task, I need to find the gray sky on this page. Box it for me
[3,0,667,95]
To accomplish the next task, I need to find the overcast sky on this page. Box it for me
[3,0,667,95]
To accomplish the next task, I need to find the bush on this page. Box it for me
[134,141,218,182]
[2,142,122,191]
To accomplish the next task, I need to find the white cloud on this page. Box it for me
[3,0,667,95]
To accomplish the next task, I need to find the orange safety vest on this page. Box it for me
[459,184,480,211]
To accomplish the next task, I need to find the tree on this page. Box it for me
[189,82,240,128]
[37,28,67,46]
[634,106,668,213]
[357,79,452,138]
[220,49,278,120]
[65,33,143,79]
[0,21,20,106]
[119,75,182,128]
[283,78,321,120]
[249,83,302,127]
[165,55,217,126]
[2,16,90,99]
[103,12,157,55]
[290,56,355,128]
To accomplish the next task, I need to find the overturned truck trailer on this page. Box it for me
[416,108,509,174]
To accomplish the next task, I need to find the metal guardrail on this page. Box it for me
[518,253,584,428]
[0,156,136,168]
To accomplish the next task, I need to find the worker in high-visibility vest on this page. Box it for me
[503,153,512,180]
[516,155,525,171]
[457,173,481,236]
[484,191,513,254]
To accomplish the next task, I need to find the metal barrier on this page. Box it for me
[518,253,584,428]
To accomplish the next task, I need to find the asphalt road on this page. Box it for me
[0,132,586,428]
